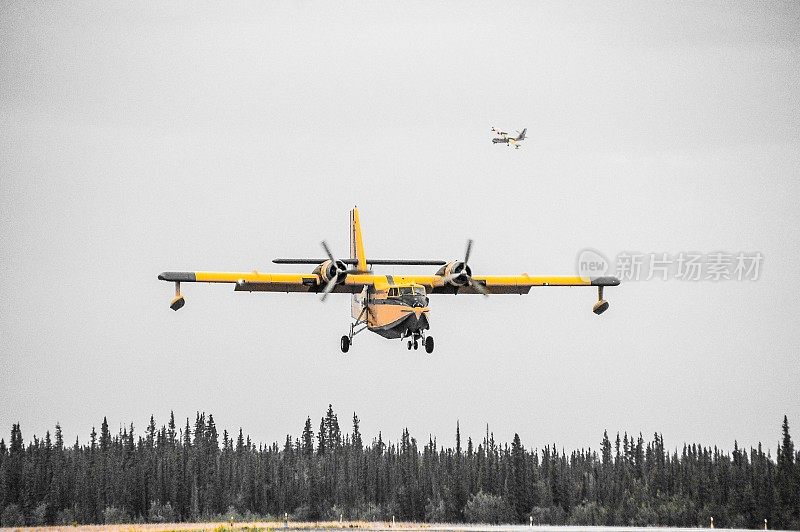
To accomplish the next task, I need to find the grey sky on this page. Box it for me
[1,1,799,453]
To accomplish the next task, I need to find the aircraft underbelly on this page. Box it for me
[367,303,430,339]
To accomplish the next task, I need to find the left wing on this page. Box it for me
[379,273,619,314]
[358,274,620,294]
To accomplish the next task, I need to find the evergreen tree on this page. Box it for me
[776,415,797,527]
[317,418,326,456]
[5,424,24,507]
[168,412,177,447]
[301,417,314,457]
[325,404,340,451]
[509,433,527,521]
[352,413,362,450]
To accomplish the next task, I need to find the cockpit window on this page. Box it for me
[388,286,426,298]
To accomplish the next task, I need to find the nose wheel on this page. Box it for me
[404,332,433,353]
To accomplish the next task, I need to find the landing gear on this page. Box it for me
[341,305,368,352]
[403,331,433,353]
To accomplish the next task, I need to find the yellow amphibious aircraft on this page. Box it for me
[159,208,619,353]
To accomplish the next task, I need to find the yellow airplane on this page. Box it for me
[159,208,619,353]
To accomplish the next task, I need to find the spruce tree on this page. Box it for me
[6,424,23,506]
[167,412,176,447]
[302,417,314,457]
[236,428,245,455]
[601,430,612,466]
[352,413,362,450]
[325,405,340,451]
[776,415,797,526]
[317,418,326,456]
[510,433,527,522]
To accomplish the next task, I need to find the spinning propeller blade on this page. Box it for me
[319,240,360,302]
[321,240,336,264]
[444,239,488,297]
[321,275,338,302]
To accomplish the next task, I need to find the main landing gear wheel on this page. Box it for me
[340,335,350,353]
[425,336,434,354]
[407,341,412,350]
[413,340,419,350]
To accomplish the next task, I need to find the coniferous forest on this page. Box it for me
[1,407,798,529]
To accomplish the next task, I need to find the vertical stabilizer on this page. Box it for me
[350,207,367,272]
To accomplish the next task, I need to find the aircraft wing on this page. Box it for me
[160,271,619,294]
[341,274,619,294]
[158,271,365,293]
[159,270,619,314]
[437,274,619,294]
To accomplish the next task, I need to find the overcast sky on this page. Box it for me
[1,1,799,454]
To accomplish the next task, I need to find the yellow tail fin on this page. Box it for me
[350,207,367,272]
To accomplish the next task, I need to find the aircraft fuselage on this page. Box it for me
[353,282,430,340]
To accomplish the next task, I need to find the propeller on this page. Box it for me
[319,240,359,302]
[444,239,489,297]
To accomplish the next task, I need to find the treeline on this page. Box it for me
[0,407,798,529]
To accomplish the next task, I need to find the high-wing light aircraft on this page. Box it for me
[491,126,526,149]
[159,208,619,353]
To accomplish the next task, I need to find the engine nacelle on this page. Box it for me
[313,259,347,283]
[436,261,472,286]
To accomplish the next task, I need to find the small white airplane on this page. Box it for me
[491,127,527,149]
